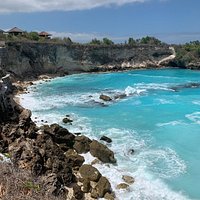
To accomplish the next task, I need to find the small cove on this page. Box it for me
[20,68,200,200]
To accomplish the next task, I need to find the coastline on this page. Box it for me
[1,73,135,200]
[14,68,191,200]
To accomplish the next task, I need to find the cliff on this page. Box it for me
[0,42,174,80]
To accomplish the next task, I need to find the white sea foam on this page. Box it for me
[82,128,188,200]
[156,98,175,105]
[134,83,174,92]
[129,73,182,80]
[157,120,186,127]
[192,100,200,105]
[124,86,146,96]
[185,112,200,124]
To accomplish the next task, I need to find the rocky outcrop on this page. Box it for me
[90,140,116,163]
[0,42,174,80]
[0,76,117,199]
[0,74,17,122]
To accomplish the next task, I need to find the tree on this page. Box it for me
[89,38,102,45]
[28,32,40,41]
[102,38,114,45]
[140,36,162,45]
[128,37,136,45]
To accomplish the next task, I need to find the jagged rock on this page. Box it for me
[73,135,91,154]
[42,173,67,196]
[99,94,112,101]
[116,183,129,190]
[82,178,91,193]
[73,184,84,200]
[79,164,101,182]
[49,125,75,147]
[63,117,73,124]
[96,176,111,198]
[68,154,85,168]
[122,175,135,184]
[90,140,116,163]
[91,158,101,165]
[104,192,115,200]
[100,135,112,143]
[91,188,98,199]
[19,109,31,121]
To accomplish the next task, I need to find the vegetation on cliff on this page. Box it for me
[170,41,200,68]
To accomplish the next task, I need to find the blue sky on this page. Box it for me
[0,0,200,44]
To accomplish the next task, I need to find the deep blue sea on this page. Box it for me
[20,69,200,200]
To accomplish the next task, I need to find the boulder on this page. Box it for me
[73,135,91,154]
[91,158,101,165]
[100,135,112,143]
[52,127,75,147]
[79,164,101,182]
[114,93,127,100]
[99,94,112,101]
[73,184,84,200]
[63,117,73,124]
[91,188,98,199]
[67,154,85,168]
[104,192,115,200]
[96,176,111,198]
[116,183,129,190]
[89,140,116,163]
[122,175,135,184]
[19,109,31,120]
[82,178,91,193]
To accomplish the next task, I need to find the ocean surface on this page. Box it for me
[20,69,200,200]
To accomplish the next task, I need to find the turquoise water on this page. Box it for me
[21,69,200,200]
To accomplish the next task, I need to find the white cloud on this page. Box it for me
[0,0,146,13]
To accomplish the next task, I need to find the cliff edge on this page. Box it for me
[0,42,174,80]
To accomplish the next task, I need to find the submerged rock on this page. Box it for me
[100,135,112,143]
[116,183,129,190]
[63,117,73,124]
[90,140,116,163]
[122,175,135,184]
[99,94,112,101]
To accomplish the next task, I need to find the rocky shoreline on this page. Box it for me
[0,74,135,200]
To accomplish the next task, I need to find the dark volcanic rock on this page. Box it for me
[100,135,112,143]
[42,173,67,196]
[73,184,84,200]
[90,140,116,163]
[62,117,73,124]
[73,135,92,154]
[96,176,111,198]
[79,164,101,182]
[82,178,91,193]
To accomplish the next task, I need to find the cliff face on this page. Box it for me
[0,74,17,122]
[0,42,173,80]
